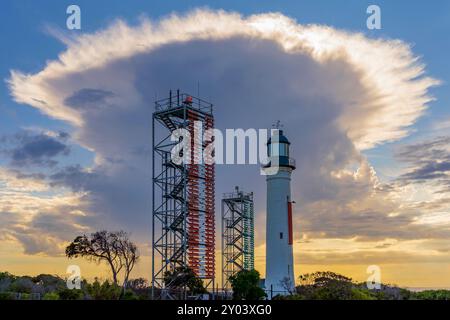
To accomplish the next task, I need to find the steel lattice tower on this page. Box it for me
[222,187,255,290]
[152,90,215,299]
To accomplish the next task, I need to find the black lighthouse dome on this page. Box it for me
[265,130,296,170]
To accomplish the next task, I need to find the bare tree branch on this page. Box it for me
[66,230,140,291]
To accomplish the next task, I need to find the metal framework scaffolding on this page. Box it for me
[222,187,255,290]
[152,90,215,299]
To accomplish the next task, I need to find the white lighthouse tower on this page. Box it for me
[264,128,296,297]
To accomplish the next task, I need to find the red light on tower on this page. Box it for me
[184,96,193,105]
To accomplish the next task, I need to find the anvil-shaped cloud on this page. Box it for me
[5,9,443,257]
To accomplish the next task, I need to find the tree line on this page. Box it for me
[1,230,449,300]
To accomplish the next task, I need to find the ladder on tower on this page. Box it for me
[160,114,177,132]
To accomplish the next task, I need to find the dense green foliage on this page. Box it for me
[0,272,147,300]
[274,271,441,300]
[229,270,267,300]
[42,292,60,300]
[414,290,450,300]
[163,266,207,295]
[1,270,449,300]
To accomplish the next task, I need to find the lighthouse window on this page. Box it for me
[270,143,279,156]
[280,143,289,157]
[280,232,283,239]
[269,143,290,157]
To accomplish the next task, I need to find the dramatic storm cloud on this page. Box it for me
[0,167,88,255]
[1,131,70,168]
[5,9,441,258]
[396,136,450,185]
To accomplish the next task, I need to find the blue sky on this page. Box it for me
[1,1,450,286]
[1,0,450,170]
